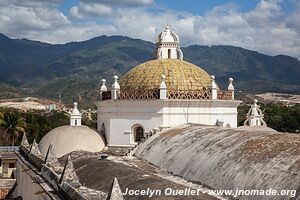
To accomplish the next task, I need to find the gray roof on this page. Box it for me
[134,124,300,200]
[60,151,218,200]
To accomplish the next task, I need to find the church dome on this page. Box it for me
[119,59,211,91]
[39,125,105,158]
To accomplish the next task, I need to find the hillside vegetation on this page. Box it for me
[0,102,298,146]
[0,33,299,106]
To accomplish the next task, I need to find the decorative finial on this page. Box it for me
[107,177,125,200]
[160,74,167,99]
[73,102,77,109]
[59,156,80,187]
[244,99,267,126]
[30,139,42,157]
[21,132,30,147]
[210,75,218,99]
[100,79,108,98]
[227,77,235,99]
[211,75,217,87]
[45,143,60,168]
[112,75,120,100]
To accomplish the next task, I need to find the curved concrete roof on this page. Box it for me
[135,124,300,200]
[39,125,105,158]
[63,152,218,200]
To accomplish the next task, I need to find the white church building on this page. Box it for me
[95,26,242,147]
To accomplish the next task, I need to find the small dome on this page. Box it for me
[119,59,211,91]
[39,125,105,158]
[157,26,179,43]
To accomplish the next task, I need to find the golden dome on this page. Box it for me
[119,59,211,91]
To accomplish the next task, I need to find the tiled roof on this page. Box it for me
[119,59,211,91]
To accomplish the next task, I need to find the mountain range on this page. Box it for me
[0,33,299,107]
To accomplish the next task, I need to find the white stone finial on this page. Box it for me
[60,156,80,187]
[227,77,235,99]
[21,132,30,148]
[160,74,167,100]
[111,75,120,100]
[30,139,42,157]
[45,143,60,168]
[244,99,267,127]
[107,177,125,200]
[101,79,107,89]
[112,75,120,88]
[70,102,81,126]
[211,75,218,100]
[100,79,108,100]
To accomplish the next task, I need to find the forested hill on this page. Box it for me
[0,33,299,105]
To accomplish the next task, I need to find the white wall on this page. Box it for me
[97,100,164,146]
[96,99,241,147]
[161,100,239,128]
[160,46,177,59]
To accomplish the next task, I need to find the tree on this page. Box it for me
[2,111,26,146]
[237,103,300,133]
[0,111,3,125]
[24,110,69,143]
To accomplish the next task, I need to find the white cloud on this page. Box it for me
[81,0,154,7]
[0,4,70,37]
[69,0,154,18]
[70,2,112,18]
[0,0,70,41]
[286,2,300,32]
[0,0,63,7]
[0,0,299,59]
[244,0,283,27]
[25,24,117,44]
[69,6,83,19]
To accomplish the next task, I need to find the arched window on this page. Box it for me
[75,119,77,126]
[134,126,144,142]
[168,49,171,58]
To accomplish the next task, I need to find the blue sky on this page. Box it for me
[155,0,260,14]
[0,0,299,58]
[57,0,295,16]
[158,0,296,14]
